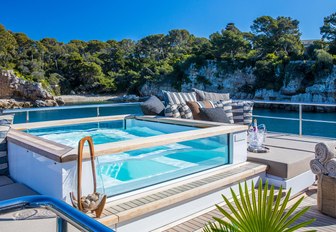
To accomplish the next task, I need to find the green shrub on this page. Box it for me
[313,49,334,78]
[204,180,315,232]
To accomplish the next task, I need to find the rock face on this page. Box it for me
[139,61,336,108]
[0,70,64,108]
[182,61,255,99]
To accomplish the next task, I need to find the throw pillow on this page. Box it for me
[186,100,214,120]
[178,103,193,119]
[140,96,165,116]
[162,90,197,105]
[164,104,181,118]
[231,100,254,125]
[200,108,232,123]
[192,88,230,102]
[214,100,234,124]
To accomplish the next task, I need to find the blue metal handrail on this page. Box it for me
[0,195,113,232]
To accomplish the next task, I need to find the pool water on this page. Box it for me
[26,118,229,196]
[25,119,195,147]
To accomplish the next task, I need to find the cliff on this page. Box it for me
[0,70,64,108]
[140,61,336,109]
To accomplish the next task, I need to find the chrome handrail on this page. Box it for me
[0,195,113,232]
[252,101,336,136]
[2,100,336,137]
[3,102,141,123]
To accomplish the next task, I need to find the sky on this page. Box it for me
[1,0,335,43]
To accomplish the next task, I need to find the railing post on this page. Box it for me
[299,104,302,136]
[96,107,100,117]
[56,217,68,232]
[26,111,29,123]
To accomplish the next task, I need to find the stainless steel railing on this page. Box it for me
[0,195,113,232]
[251,100,336,136]
[2,100,336,137]
[3,102,141,123]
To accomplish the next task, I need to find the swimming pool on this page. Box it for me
[24,118,228,196]
[25,119,196,147]
[8,115,247,200]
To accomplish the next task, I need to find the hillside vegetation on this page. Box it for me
[0,13,335,96]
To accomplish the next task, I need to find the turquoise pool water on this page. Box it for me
[25,119,195,147]
[96,135,228,196]
[26,118,229,196]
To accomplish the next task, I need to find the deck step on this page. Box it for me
[97,161,267,229]
[155,187,286,232]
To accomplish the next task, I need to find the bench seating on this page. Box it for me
[0,176,37,201]
[246,133,333,195]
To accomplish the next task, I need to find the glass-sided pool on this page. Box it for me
[25,118,229,196]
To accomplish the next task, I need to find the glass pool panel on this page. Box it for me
[95,134,229,196]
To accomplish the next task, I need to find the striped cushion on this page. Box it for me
[162,91,197,105]
[193,88,230,102]
[0,114,14,175]
[231,101,254,125]
[214,100,234,124]
[178,104,193,119]
[164,104,181,118]
[0,114,14,125]
[186,101,214,120]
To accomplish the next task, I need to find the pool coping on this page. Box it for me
[7,115,248,163]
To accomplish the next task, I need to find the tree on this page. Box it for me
[320,12,336,54]
[251,16,304,59]
[0,24,18,68]
[210,23,251,59]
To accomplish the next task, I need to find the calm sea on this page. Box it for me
[11,103,336,138]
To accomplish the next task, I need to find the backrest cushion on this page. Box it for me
[193,88,230,102]
[214,100,234,124]
[0,114,14,175]
[186,100,214,120]
[162,91,197,105]
[140,95,165,116]
[231,100,254,125]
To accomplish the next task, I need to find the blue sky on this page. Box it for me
[1,0,335,42]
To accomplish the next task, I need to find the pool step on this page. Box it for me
[97,161,267,231]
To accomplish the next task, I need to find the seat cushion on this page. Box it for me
[140,96,165,116]
[247,147,314,179]
[193,88,230,102]
[0,176,14,187]
[0,183,38,201]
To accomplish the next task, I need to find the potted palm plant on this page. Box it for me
[204,180,315,232]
